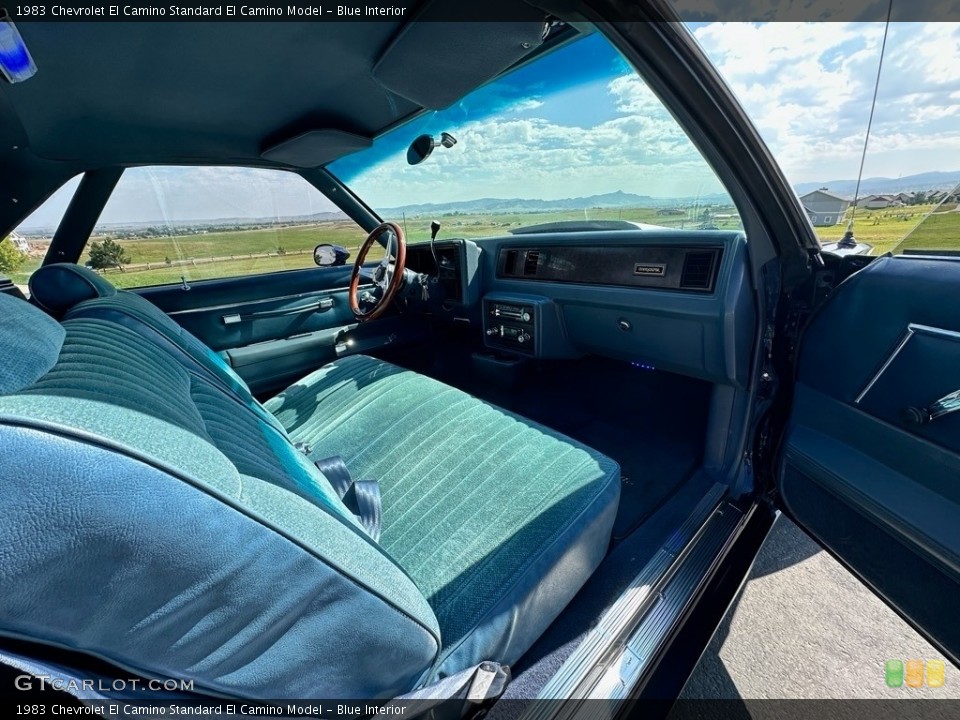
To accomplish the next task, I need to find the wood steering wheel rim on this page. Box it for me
[349,221,407,322]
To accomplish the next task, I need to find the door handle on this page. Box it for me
[222,297,335,325]
[904,388,960,426]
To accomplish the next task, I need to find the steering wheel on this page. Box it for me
[349,221,407,322]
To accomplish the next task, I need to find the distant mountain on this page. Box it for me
[794,171,960,199]
[383,190,734,217]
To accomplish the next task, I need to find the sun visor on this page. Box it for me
[373,4,546,110]
[260,129,372,167]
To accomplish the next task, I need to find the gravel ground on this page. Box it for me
[679,515,958,700]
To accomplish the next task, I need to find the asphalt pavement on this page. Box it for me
[679,515,959,700]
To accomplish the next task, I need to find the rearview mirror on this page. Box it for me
[314,244,351,267]
[406,132,457,165]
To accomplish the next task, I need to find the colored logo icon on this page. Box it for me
[928,660,946,688]
[905,659,924,688]
[885,659,904,687]
[886,659,947,688]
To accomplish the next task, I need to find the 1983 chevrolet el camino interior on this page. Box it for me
[2,1,959,714]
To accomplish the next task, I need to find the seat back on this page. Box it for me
[0,293,440,698]
[30,264,257,412]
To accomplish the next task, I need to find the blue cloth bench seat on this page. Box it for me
[0,264,621,699]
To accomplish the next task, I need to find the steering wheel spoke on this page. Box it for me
[349,222,407,321]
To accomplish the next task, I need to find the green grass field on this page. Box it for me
[9,204,960,289]
[386,206,743,244]
[9,221,377,288]
[820,203,960,255]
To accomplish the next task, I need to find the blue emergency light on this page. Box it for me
[0,18,37,84]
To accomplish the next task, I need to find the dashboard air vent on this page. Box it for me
[679,250,717,290]
[503,249,519,276]
[523,250,541,276]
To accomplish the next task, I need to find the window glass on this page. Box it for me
[4,175,81,288]
[328,33,742,242]
[89,166,371,289]
[687,21,960,256]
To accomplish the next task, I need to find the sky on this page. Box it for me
[17,22,960,229]
[692,22,960,185]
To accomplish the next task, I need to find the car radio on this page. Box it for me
[484,299,536,354]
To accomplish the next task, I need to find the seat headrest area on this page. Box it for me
[29,263,117,315]
[0,293,66,394]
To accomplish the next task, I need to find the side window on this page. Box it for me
[4,176,81,290]
[688,22,960,258]
[90,167,369,289]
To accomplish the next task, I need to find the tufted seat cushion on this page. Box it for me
[266,354,621,677]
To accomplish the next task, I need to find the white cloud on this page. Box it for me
[351,74,729,208]
[355,22,960,209]
[692,22,960,185]
[352,112,728,207]
[507,99,545,113]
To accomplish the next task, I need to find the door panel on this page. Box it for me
[780,255,960,664]
[138,265,356,348]
[136,265,407,395]
[166,282,355,352]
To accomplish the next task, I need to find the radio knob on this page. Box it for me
[517,332,529,343]
[486,327,500,337]
[520,311,531,323]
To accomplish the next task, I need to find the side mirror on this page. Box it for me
[314,244,351,267]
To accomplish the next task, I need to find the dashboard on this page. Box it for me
[404,230,755,389]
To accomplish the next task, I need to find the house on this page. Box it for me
[9,232,30,253]
[895,192,914,204]
[856,194,902,209]
[925,188,960,205]
[799,188,851,226]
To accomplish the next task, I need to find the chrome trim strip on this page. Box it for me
[854,327,915,405]
[589,504,744,705]
[521,497,746,720]
[524,482,727,713]
[910,323,960,342]
[854,323,960,405]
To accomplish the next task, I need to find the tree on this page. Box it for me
[0,236,26,274]
[87,238,131,270]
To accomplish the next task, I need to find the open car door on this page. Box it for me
[778,251,960,666]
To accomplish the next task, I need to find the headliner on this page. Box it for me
[0,10,561,235]
[1,22,421,166]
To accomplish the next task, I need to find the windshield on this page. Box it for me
[328,33,742,242]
